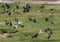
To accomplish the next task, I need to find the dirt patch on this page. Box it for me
[26,0,60,4]
[28,0,58,1]
[0,0,60,4]
[0,0,20,3]
[0,33,10,38]
[0,30,18,38]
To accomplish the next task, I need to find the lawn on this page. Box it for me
[0,1,60,42]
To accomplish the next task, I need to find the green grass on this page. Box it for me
[0,2,60,42]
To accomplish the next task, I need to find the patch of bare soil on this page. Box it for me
[0,30,18,38]
[28,0,58,1]
[0,33,10,38]
[26,0,60,4]
[0,0,20,3]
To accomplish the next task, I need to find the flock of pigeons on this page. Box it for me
[0,3,54,39]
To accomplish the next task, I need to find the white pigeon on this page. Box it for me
[13,25,17,29]
[39,28,43,34]
[18,21,23,25]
